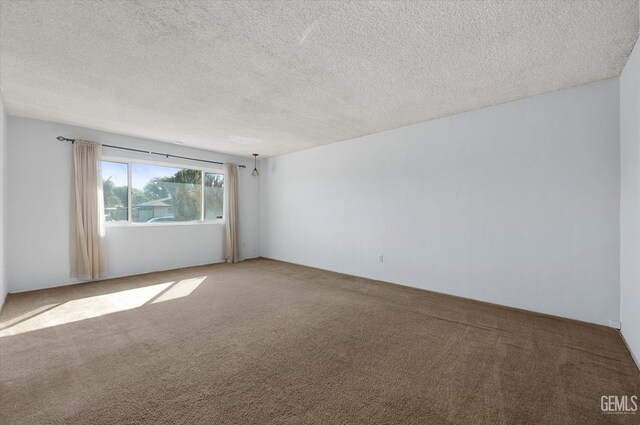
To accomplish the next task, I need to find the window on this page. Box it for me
[101,160,223,224]
[132,163,202,223]
[102,161,128,222]
[204,172,224,220]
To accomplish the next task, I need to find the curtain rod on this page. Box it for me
[56,136,246,168]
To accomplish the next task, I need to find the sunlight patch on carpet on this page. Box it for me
[0,279,202,337]
[152,277,206,304]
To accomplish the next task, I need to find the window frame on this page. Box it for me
[102,155,225,227]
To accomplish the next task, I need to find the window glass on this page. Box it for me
[131,164,202,223]
[204,172,224,220]
[102,161,128,222]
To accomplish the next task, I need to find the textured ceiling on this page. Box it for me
[0,1,638,157]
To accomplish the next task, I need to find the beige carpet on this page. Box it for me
[0,258,638,424]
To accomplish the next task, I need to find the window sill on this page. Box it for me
[105,220,224,228]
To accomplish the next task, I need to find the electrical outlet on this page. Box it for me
[377,254,384,263]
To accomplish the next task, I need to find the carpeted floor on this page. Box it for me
[0,258,638,424]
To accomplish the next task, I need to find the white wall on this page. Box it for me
[620,37,640,365]
[261,78,621,326]
[0,93,7,309]
[5,117,260,292]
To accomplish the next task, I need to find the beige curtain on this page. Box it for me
[223,163,239,263]
[70,140,106,279]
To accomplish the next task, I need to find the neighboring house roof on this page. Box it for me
[136,197,172,207]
